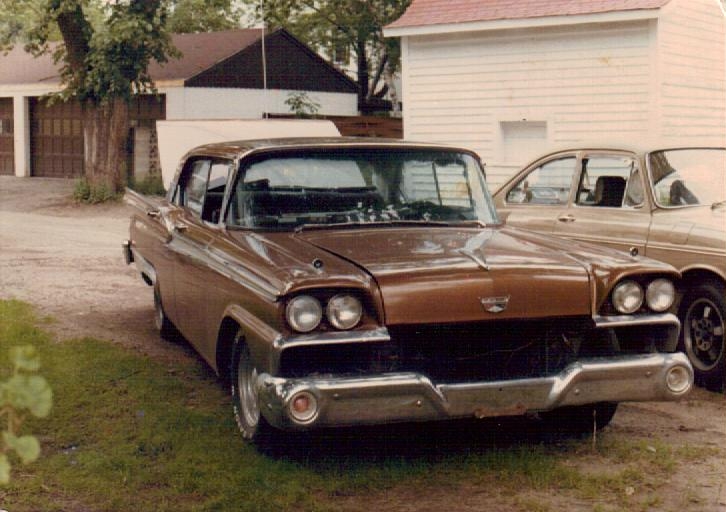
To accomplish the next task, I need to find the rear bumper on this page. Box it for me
[257,352,693,430]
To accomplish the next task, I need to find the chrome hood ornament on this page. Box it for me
[480,295,510,313]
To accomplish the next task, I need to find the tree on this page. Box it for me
[251,0,411,115]
[0,0,177,198]
[167,0,243,34]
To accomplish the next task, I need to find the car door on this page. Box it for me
[494,153,579,233]
[552,151,652,254]
[169,157,233,348]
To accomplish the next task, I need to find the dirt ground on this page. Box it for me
[0,176,724,511]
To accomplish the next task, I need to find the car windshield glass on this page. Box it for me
[226,148,498,229]
[648,149,726,207]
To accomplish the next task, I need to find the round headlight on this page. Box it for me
[646,278,676,312]
[286,295,322,333]
[326,294,363,330]
[612,280,644,314]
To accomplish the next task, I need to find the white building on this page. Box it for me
[385,0,726,188]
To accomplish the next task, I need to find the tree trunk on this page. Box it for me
[82,98,130,196]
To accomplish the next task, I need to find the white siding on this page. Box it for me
[401,21,655,188]
[163,87,358,120]
[657,0,726,145]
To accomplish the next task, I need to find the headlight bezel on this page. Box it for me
[608,276,677,315]
[284,290,370,333]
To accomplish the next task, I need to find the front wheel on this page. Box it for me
[679,283,725,391]
[230,335,275,443]
[539,402,618,434]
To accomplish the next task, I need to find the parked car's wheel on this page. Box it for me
[230,335,275,442]
[679,282,725,391]
[539,402,618,434]
[153,284,174,339]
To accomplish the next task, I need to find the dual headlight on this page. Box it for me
[286,294,364,333]
[611,278,675,314]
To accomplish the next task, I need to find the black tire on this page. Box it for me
[539,402,618,435]
[230,334,276,443]
[679,282,725,391]
[153,284,174,339]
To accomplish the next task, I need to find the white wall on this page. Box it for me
[163,87,358,120]
[401,21,656,188]
[657,0,726,145]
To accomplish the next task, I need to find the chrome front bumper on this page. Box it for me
[257,352,693,430]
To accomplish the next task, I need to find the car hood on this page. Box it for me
[293,226,594,325]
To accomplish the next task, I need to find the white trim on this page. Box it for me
[384,10,661,38]
[13,96,30,178]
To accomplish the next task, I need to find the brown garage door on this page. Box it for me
[30,98,84,178]
[29,95,166,179]
[0,98,14,176]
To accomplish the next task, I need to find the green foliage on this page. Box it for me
[0,342,52,485]
[167,0,243,33]
[252,0,411,107]
[284,91,321,118]
[73,176,120,203]
[128,172,166,196]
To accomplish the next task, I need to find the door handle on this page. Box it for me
[146,209,161,219]
[557,214,576,223]
[172,223,188,233]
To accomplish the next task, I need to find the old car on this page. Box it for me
[493,147,725,390]
[124,138,693,443]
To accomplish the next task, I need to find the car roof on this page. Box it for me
[183,136,477,159]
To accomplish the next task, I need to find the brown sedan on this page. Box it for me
[493,147,725,390]
[125,138,693,443]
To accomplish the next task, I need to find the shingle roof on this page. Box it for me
[387,0,672,30]
[0,28,265,86]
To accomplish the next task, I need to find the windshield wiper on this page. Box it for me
[711,200,726,210]
[294,219,451,233]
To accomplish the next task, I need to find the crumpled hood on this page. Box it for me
[295,227,593,325]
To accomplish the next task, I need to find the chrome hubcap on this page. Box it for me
[237,348,260,429]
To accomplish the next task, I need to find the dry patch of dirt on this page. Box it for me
[0,176,724,512]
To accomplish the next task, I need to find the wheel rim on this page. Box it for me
[237,346,260,430]
[153,289,164,332]
[684,297,725,372]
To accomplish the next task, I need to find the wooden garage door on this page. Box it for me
[0,98,13,176]
[30,98,84,178]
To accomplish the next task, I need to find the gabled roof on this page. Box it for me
[0,28,356,94]
[387,0,671,31]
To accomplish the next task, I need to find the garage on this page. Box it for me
[0,98,13,175]
[29,98,84,178]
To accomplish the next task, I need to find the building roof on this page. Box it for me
[387,0,672,30]
[0,28,356,93]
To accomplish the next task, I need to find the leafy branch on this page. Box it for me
[0,345,52,485]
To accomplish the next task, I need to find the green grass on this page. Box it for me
[0,300,714,512]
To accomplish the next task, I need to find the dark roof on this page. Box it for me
[0,28,357,93]
[387,0,671,30]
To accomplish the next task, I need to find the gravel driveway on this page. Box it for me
[1,175,724,511]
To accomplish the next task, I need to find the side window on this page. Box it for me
[576,155,635,208]
[176,158,232,223]
[506,157,577,205]
[182,159,211,216]
[202,161,233,223]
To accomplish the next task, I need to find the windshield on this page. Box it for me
[226,148,498,229]
[648,149,726,208]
